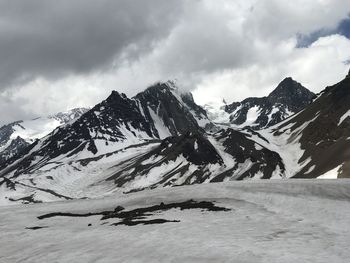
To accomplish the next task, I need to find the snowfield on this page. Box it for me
[1,180,349,263]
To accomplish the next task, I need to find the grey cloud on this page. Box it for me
[147,0,350,80]
[148,2,255,78]
[1,0,350,125]
[0,0,184,88]
[338,17,350,39]
[0,94,34,125]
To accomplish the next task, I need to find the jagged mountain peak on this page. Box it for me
[208,77,315,130]
[138,84,174,100]
[138,80,196,101]
[163,79,179,92]
[106,90,129,103]
[134,81,210,132]
[139,81,178,95]
[269,77,300,95]
[267,73,350,179]
[268,77,315,102]
[274,76,294,86]
[268,78,316,113]
[268,77,296,95]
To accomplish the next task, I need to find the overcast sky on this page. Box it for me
[0,0,350,125]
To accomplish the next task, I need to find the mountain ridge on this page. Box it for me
[0,73,349,205]
[205,77,316,129]
[0,82,211,179]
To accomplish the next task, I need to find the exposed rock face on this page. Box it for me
[210,128,285,181]
[223,78,316,129]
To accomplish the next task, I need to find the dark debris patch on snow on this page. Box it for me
[9,194,43,204]
[25,226,49,230]
[112,219,180,226]
[37,199,231,226]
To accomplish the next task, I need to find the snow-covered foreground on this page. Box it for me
[1,180,350,263]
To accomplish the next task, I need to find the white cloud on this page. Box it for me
[193,35,350,104]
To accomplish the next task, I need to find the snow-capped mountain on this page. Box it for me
[0,82,210,176]
[0,130,284,203]
[0,81,283,204]
[0,72,349,205]
[0,108,88,164]
[206,77,315,129]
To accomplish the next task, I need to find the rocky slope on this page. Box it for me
[106,129,283,192]
[0,128,284,203]
[263,73,350,179]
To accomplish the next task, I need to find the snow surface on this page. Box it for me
[0,180,349,263]
[305,165,316,174]
[194,140,198,150]
[208,137,237,170]
[245,105,261,126]
[0,142,160,205]
[203,100,231,123]
[227,105,262,129]
[148,107,172,139]
[338,110,350,126]
[267,106,279,124]
[128,155,189,189]
[318,164,342,179]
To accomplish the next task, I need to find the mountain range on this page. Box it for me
[0,72,349,205]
